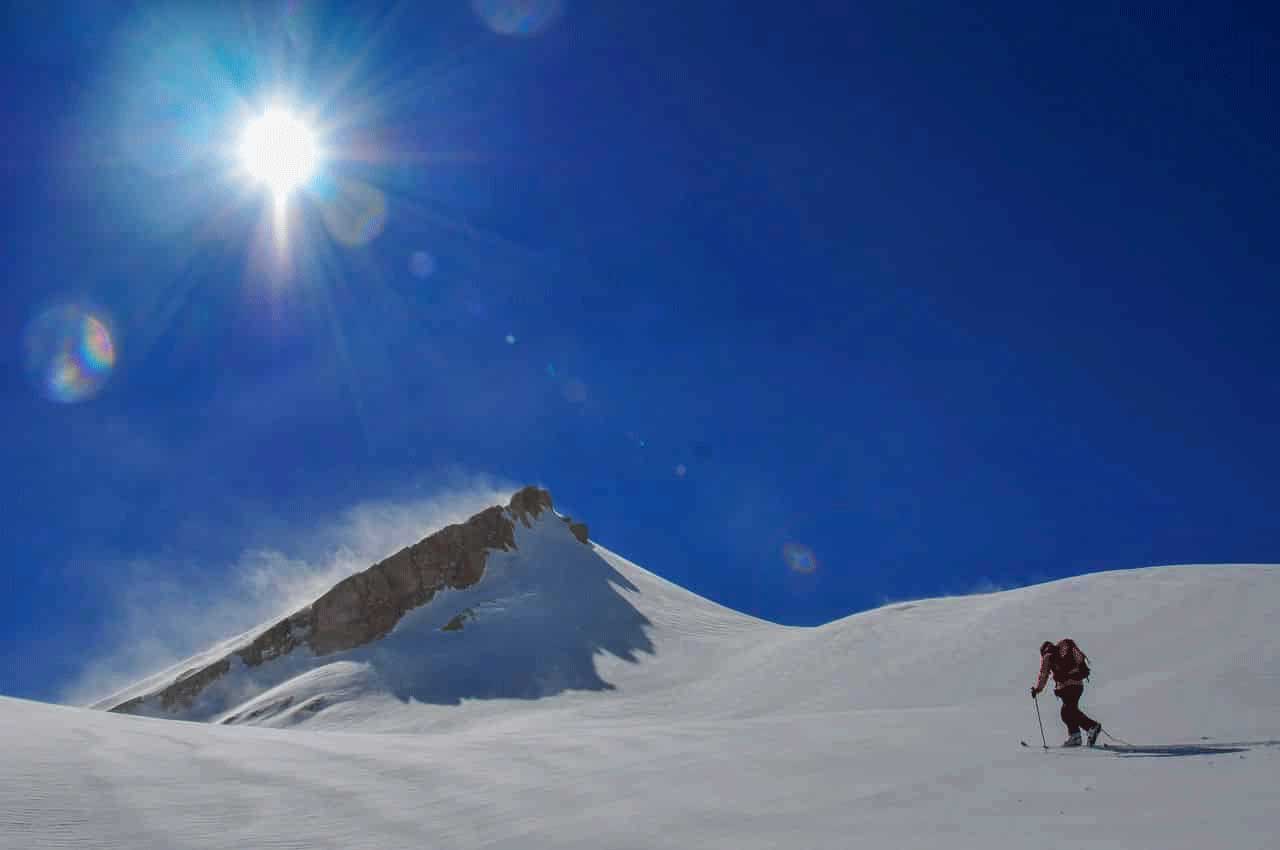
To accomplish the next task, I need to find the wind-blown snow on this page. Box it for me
[2,510,1276,849]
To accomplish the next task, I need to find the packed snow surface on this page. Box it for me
[3,512,1277,848]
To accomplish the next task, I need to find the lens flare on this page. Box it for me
[316,176,388,246]
[472,0,565,36]
[783,542,818,575]
[24,306,117,403]
[409,250,436,279]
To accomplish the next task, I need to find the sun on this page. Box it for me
[240,109,318,197]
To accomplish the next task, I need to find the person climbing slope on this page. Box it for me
[1031,638,1102,747]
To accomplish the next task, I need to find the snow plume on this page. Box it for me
[61,474,518,707]
[960,576,1026,596]
[873,576,1031,610]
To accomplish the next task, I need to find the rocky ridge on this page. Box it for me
[109,486,586,715]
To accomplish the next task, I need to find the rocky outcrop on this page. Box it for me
[308,500,516,654]
[220,696,294,726]
[111,696,144,715]
[441,609,474,632]
[557,513,590,545]
[108,486,580,716]
[509,485,553,527]
[160,658,231,711]
[237,610,311,667]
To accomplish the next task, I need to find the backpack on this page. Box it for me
[1055,638,1091,681]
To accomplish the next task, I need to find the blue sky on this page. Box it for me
[2,1,1277,703]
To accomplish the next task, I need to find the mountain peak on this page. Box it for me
[108,485,584,717]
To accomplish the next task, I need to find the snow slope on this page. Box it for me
[3,500,1277,848]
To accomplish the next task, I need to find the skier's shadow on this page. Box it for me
[1103,739,1280,759]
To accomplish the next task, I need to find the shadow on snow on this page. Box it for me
[345,529,656,706]
[1100,739,1280,759]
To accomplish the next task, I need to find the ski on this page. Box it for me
[1022,740,1107,750]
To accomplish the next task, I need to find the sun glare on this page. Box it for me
[241,109,318,196]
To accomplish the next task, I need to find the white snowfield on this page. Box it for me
[2,509,1277,849]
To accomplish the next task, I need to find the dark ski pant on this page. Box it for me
[1056,685,1098,735]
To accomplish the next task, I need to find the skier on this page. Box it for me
[1031,639,1102,747]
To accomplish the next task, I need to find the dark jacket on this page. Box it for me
[1034,640,1088,693]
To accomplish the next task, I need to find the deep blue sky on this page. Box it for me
[2,1,1277,702]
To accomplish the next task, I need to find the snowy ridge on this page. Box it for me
[91,487,780,731]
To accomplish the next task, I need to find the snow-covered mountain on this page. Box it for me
[90,486,781,732]
[3,487,1277,848]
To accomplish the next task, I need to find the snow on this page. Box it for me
[3,510,1277,848]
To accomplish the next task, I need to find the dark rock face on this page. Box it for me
[237,610,311,667]
[111,696,144,714]
[220,695,296,726]
[161,658,231,711]
[508,486,553,527]
[308,502,516,654]
[441,606,478,632]
[108,486,578,717]
[558,514,590,545]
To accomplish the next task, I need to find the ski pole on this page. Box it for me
[1032,692,1048,750]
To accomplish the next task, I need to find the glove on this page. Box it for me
[1030,686,1041,697]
